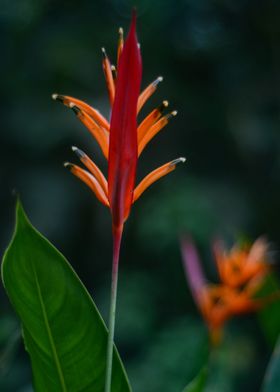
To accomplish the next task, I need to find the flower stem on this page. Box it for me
[105,225,123,392]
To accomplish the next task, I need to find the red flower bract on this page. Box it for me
[53,14,185,236]
[108,12,142,230]
[53,13,185,391]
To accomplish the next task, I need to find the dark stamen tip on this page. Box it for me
[111,65,117,79]
[101,47,107,59]
[72,146,86,159]
[166,110,178,120]
[69,103,81,115]
[52,93,64,103]
[158,100,169,112]
[119,27,124,37]
[64,162,73,169]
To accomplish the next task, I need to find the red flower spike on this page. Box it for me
[108,12,142,230]
[53,18,185,218]
[53,12,186,237]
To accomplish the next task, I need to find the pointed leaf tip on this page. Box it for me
[15,199,30,230]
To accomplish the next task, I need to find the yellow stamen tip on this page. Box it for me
[119,27,124,36]
[52,93,58,100]
[165,110,178,120]
[64,162,72,168]
[158,100,169,113]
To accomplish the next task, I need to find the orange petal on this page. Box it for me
[52,93,109,131]
[64,163,109,206]
[70,104,109,159]
[137,100,168,143]
[138,110,177,156]
[247,237,268,265]
[212,241,229,283]
[71,146,108,196]
[137,76,163,114]
[102,47,115,106]
[133,157,186,202]
[117,27,124,66]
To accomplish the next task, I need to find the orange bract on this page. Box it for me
[53,26,185,216]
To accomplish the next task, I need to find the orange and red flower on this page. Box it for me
[181,237,273,345]
[52,13,185,234]
[53,14,185,390]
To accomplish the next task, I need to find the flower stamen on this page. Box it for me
[71,146,108,195]
[69,103,109,159]
[138,110,177,155]
[64,162,109,206]
[133,157,186,202]
[137,76,163,113]
[111,65,117,82]
[137,100,168,142]
[117,27,124,65]
[52,93,110,131]
[102,47,115,106]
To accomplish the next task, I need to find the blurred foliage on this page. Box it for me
[183,367,207,392]
[262,337,280,392]
[258,273,280,346]
[0,0,279,390]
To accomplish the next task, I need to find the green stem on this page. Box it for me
[104,225,123,392]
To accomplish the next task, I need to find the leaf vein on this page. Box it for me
[32,263,67,392]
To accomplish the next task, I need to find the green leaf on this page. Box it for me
[258,273,280,346]
[262,337,280,392]
[182,367,207,392]
[1,201,131,392]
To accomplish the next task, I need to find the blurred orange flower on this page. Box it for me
[213,237,269,288]
[181,237,273,345]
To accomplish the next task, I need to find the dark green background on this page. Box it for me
[0,0,279,391]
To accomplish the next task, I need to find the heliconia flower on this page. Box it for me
[53,13,185,391]
[52,14,185,234]
[181,236,274,345]
[213,237,270,288]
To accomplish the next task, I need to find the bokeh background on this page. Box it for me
[1,0,280,391]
